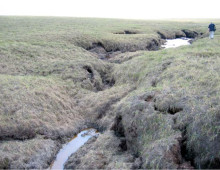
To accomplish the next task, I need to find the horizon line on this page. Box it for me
[1,15,220,21]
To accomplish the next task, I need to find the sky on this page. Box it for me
[0,0,220,19]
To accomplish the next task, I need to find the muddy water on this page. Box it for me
[50,129,99,170]
[162,37,192,48]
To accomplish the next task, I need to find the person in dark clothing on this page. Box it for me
[208,22,216,39]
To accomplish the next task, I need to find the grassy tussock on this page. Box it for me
[0,138,58,169]
[0,75,84,139]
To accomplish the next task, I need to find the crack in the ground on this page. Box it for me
[83,65,94,82]
[82,64,116,92]
[154,104,183,115]
[114,30,138,34]
[97,87,136,120]
[111,115,128,152]
[99,68,116,89]
[179,126,195,167]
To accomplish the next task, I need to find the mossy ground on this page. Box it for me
[1,16,220,169]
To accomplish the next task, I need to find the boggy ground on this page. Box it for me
[0,16,220,169]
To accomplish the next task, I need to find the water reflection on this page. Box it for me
[50,129,99,170]
[162,37,192,48]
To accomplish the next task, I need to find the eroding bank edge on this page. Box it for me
[80,30,203,61]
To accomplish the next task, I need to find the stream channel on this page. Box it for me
[49,37,192,170]
[50,129,99,170]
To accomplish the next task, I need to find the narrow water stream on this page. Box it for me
[50,129,99,170]
[162,37,192,48]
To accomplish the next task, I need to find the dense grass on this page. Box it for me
[1,16,220,169]
[113,33,220,168]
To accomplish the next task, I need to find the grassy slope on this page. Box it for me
[0,16,220,169]
[113,30,220,168]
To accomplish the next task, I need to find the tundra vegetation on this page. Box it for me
[0,16,220,169]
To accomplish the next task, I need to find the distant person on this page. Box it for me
[208,22,216,39]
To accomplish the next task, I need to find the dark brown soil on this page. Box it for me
[114,30,138,34]
[85,39,162,60]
